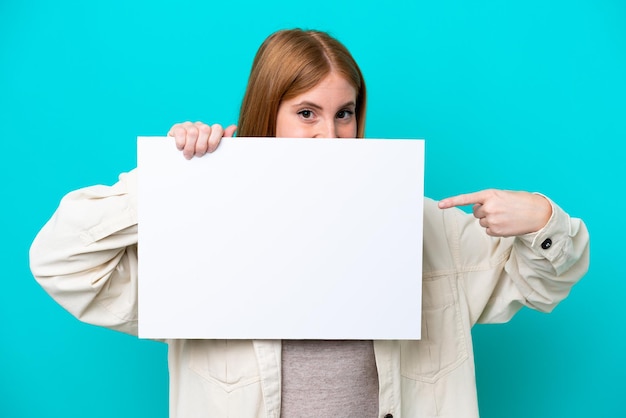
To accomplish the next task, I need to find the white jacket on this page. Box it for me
[29,170,590,417]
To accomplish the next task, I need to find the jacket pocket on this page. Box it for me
[188,339,261,392]
[400,274,469,383]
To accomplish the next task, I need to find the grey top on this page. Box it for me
[281,340,379,417]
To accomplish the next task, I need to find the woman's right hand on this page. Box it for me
[167,121,237,160]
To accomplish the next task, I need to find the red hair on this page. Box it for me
[237,29,366,138]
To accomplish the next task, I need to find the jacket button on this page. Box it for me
[384,414,393,418]
[541,238,552,250]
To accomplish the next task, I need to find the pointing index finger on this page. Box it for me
[438,190,487,209]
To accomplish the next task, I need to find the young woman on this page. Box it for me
[30,29,590,418]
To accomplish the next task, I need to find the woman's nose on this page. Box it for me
[313,120,338,138]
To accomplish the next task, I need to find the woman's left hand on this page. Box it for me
[438,189,552,237]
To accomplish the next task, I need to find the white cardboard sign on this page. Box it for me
[137,137,424,339]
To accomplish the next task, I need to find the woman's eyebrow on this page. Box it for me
[292,101,323,110]
[292,100,356,110]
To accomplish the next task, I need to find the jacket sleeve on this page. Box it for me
[449,197,590,325]
[29,170,139,335]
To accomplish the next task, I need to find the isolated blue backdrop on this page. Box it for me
[1,1,624,417]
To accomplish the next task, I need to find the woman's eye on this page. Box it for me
[336,110,354,119]
[298,110,313,119]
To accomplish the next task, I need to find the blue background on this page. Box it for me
[2,0,624,417]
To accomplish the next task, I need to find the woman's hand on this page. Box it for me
[438,189,553,237]
[167,121,237,160]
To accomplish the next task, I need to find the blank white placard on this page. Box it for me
[137,136,424,339]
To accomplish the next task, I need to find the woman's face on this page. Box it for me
[276,72,358,138]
